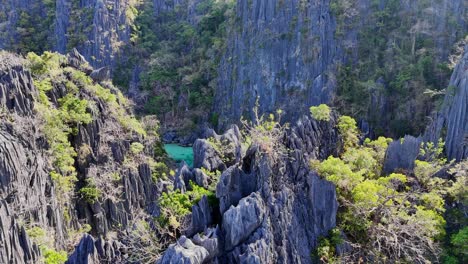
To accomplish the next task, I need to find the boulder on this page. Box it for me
[192,227,220,260]
[222,192,265,251]
[187,196,212,237]
[157,236,209,264]
[383,135,422,174]
[90,67,110,82]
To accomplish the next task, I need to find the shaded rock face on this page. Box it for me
[213,0,467,133]
[0,53,65,261]
[214,0,337,128]
[193,125,243,171]
[383,135,422,174]
[57,0,134,68]
[66,234,122,264]
[159,114,341,263]
[426,45,468,161]
[0,201,41,264]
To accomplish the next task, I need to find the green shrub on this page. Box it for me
[79,179,101,203]
[158,182,217,229]
[337,115,359,150]
[27,226,46,238]
[312,112,451,262]
[41,246,67,264]
[130,142,145,154]
[310,104,331,122]
[313,228,343,262]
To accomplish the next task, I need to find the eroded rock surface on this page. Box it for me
[426,45,468,161]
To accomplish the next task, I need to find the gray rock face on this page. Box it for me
[425,45,468,161]
[66,48,93,74]
[89,67,110,82]
[223,192,265,251]
[160,113,340,263]
[0,53,66,259]
[216,166,256,214]
[213,115,339,263]
[67,234,122,264]
[383,135,422,174]
[0,54,36,116]
[157,236,210,264]
[58,0,136,68]
[214,0,337,128]
[0,201,41,264]
[193,125,242,171]
[192,227,220,261]
[66,234,101,264]
[193,138,226,171]
[187,196,212,237]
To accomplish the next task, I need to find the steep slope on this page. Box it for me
[214,0,338,128]
[0,50,165,263]
[426,45,468,161]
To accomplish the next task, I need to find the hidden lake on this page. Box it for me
[164,144,194,167]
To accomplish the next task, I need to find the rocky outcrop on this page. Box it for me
[157,236,210,264]
[214,115,340,263]
[66,234,101,264]
[222,192,265,251]
[66,234,122,264]
[187,196,213,237]
[383,136,422,174]
[426,45,468,161]
[0,54,36,115]
[0,53,66,259]
[160,114,341,263]
[193,125,243,171]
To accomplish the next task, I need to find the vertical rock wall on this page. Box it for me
[426,45,468,161]
[214,0,338,128]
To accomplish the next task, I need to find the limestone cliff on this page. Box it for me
[426,45,468,161]
[214,0,338,128]
[0,50,162,263]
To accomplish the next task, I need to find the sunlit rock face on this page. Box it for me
[426,45,468,161]
[214,0,338,129]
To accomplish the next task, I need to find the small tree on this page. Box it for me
[310,104,331,122]
[241,98,289,163]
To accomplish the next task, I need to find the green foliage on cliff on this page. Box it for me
[310,104,331,122]
[158,181,216,230]
[26,226,67,264]
[114,0,234,130]
[310,115,463,263]
[9,0,56,53]
[333,0,457,137]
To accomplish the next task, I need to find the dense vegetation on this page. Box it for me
[310,111,467,263]
[114,0,234,132]
[332,0,461,136]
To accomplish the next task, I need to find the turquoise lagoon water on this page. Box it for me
[164,144,194,167]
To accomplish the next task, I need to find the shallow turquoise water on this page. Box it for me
[164,144,194,167]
